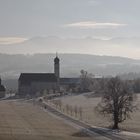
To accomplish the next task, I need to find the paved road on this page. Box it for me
[41,101,126,140]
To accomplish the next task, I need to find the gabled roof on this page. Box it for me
[19,73,57,85]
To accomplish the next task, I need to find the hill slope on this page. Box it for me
[0,53,140,79]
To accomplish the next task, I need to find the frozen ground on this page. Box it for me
[59,92,140,133]
[0,99,95,140]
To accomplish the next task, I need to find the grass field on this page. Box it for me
[0,99,95,140]
[59,93,140,133]
[0,95,139,140]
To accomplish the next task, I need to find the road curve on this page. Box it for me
[41,101,126,140]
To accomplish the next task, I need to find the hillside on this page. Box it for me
[1,53,140,79]
[1,53,140,89]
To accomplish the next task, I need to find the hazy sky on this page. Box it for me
[0,0,140,58]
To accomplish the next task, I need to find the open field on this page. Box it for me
[0,99,95,140]
[59,93,140,133]
[0,96,140,140]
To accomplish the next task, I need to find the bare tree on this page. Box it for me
[66,104,70,114]
[79,70,94,92]
[74,105,78,118]
[96,77,136,129]
[69,105,73,116]
[79,107,83,120]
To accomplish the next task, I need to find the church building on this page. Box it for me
[18,56,60,97]
[18,55,80,97]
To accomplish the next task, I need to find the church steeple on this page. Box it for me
[54,53,60,90]
[54,53,59,64]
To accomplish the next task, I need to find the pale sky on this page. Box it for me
[0,0,140,58]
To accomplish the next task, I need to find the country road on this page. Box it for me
[41,100,140,140]
[0,99,139,140]
[41,101,124,140]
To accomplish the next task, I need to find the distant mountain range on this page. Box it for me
[0,36,140,58]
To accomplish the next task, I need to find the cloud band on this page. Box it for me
[64,21,127,29]
[0,37,28,45]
